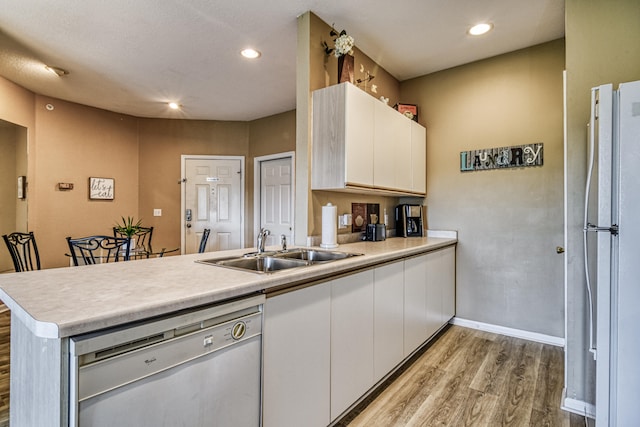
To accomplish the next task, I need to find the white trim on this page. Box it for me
[562,69,570,394]
[561,387,596,419]
[450,317,565,347]
[180,154,245,254]
[253,151,295,247]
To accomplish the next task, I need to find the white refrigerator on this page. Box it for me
[584,80,640,426]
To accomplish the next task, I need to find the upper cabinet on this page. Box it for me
[312,83,426,197]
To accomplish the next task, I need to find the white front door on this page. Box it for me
[182,156,244,254]
[255,154,294,248]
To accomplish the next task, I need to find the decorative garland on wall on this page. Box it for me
[460,143,543,172]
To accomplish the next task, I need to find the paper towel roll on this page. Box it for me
[320,203,338,249]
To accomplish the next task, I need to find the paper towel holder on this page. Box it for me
[320,202,339,249]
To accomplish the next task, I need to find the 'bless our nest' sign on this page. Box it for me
[460,143,543,172]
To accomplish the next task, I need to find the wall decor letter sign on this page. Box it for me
[460,143,543,172]
[89,177,115,200]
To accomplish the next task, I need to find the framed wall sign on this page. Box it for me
[394,103,418,121]
[89,177,114,200]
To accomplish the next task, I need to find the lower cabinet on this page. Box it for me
[330,270,374,421]
[428,245,456,324]
[403,254,429,356]
[373,262,405,382]
[404,246,456,357]
[262,245,456,426]
[262,282,331,427]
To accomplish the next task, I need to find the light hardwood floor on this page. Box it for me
[340,325,586,427]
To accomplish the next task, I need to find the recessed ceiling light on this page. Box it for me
[468,23,493,36]
[168,102,181,110]
[240,48,261,59]
[45,65,69,76]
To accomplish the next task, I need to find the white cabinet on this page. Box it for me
[403,255,428,356]
[330,270,375,421]
[428,246,456,323]
[312,82,374,190]
[374,102,412,191]
[411,121,427,194]
[404,247,456,357]
[262,282,331,427]
[373,262,405,382]
[312,82,426,196]
[262,245,455,426]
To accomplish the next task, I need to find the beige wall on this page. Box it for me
[136,111,295,251]
[34,96,139,268]
[565,0,640,407]
[0,76,35,233]
[247,110,296,239]
[401,40,566,337]
[137,118,250,249]
[0,127,17,272]
[0,75,293,268]
[299,12,405,241]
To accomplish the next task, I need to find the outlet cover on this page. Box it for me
[153,209,162,217]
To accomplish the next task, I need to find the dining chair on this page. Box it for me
[113,226,153,259]
[198,229,211,253]
[66,235,131,266]
[2,231,41,272]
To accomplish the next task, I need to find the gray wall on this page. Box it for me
[400,39,566,337]
[565,0,640,407]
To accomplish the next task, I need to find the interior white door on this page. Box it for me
[184,157,243,254]
[259,157,293,247]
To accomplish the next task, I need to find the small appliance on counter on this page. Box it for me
[396,204,424,237]
[364,212,386,241]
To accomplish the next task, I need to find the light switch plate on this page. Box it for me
[153,209,162,217]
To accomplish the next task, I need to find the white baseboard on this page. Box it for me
[561,387,596,419]
[450,317,565,347]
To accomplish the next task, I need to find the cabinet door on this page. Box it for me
[411,121,426,194]
[263,283,331,427]
[374,262,404,383]
[425,246,456,331]
[433,246,456,323]
[331,270,374,421]
[441,247,456,322]
[374,103,411,191]
[344,83,374,187]
[403,255,428,357]
[425,252,443,338]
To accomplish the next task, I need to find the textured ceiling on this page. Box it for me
[0,0,564,121]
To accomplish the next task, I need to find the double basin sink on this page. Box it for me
[197,248,362,273]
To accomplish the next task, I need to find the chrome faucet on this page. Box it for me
[257,228,270,253]
[280,234,287,251]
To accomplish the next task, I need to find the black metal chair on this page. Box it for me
[66,235,131,266]
[198,229,211,253]
[2,231,41,272]
[113,226,153,259]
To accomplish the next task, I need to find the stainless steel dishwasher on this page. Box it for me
[68,294,264,427]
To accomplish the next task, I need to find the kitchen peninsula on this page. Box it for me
[0,233,456,426]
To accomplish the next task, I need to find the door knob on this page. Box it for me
[556,246,565,254]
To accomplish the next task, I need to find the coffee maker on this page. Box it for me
[395,204,424,237]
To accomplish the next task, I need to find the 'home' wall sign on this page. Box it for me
[460,143,543,172]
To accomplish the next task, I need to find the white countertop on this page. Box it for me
[0,235,456,339]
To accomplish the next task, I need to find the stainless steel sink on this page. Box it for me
[275,249,358,263]
[197,248,362,273]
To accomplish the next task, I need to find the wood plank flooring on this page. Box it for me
[340,325,587,427]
